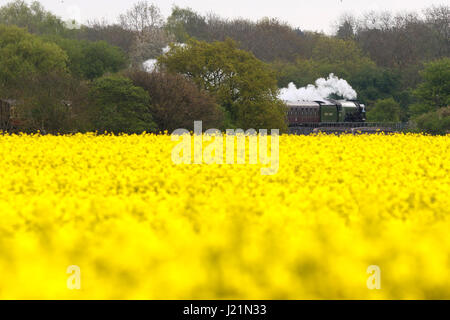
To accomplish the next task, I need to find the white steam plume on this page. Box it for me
[278,73,357,102]
[143,59,158,72]
[143,44,186,72]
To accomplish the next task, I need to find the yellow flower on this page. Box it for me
[0,133,449,299]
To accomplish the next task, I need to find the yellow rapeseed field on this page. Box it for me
[0,133,449,299]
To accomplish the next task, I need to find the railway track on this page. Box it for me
[289,122,409,135]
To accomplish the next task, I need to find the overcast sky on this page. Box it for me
[1,0,447,33]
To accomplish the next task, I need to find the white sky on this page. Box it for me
[1,0,447,33]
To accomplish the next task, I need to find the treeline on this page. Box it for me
[0,0,448,134]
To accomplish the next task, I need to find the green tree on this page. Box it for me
[18,72,79,133]
[0,25,68,97]
[125,70,224,132]
[310,37,374,70]
[347,66,400,107]
[415,107,450,135]
[159,39,287,131]
[165,6,209,42]
[366,98,401,122]
[270,35,410,119]
[0,0,66,35]
[273,37,377,87]
[88,75,157,134]
[410,57,450,117]
[47,37,127,79]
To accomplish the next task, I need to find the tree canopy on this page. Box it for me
[366,98,402,122]
[0,0,66,35]
[159,39,287,130]
[410,57,450,116]
[47,36,127,80]
[0,25,68,96]
[88,75,157,134]
[126,70,224,132]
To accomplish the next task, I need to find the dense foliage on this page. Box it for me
[410,58,450,116]
[125,70,224,132]
[87,75,157,134]
[0,0,66,35]
[0,25,68,95]
[366,98,402,122]
[0,0,448,133]
[47,37,127,80]
[159,39,287,131]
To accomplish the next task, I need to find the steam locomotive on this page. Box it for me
[286,99,366,126]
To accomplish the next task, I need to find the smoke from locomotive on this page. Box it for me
[278,74,357,102]
[279,74,366,127]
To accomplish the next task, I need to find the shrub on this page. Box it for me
[125,70,224,132]
[88,75,157,134]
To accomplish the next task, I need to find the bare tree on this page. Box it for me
[119,1,174,67]
[202,14,308,61]
[79,19,135,54]
[119,1,163,35]
[354,8,443,69]
[424,5,450,57]
[334,13,357,40]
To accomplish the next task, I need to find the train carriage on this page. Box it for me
[286,101,321,124]
[286,99,366,126]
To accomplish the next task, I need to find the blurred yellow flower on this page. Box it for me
[0,133,449,299]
